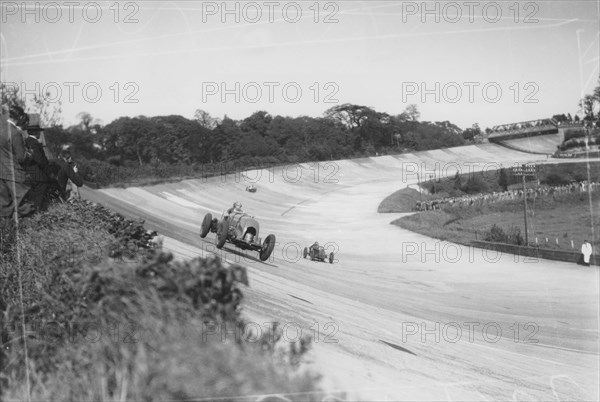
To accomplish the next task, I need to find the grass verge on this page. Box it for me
[1,201,320,401]
[388,192,599,253]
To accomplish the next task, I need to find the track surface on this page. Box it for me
[499,134,564,155]
[81,144,599,401]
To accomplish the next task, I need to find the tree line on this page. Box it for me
[2,78,598,186]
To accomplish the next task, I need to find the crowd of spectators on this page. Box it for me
[1,105,83,228]
[414,181,599,211]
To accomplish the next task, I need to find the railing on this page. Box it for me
[488,118,559,141]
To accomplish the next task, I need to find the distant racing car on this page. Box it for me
[303,242,334,264]
[246,185,257,193]
[199,210,276,261]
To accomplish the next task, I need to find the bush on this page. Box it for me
[484,224,524,245]
[1,201,319,400]
[484,224,507,243]
[462,176,489,194]
[543,172,569,186]
[506,226,525,246]
[564,129,586,141]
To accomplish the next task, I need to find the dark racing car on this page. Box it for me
[199,210,276,261]
[303,242,334,264]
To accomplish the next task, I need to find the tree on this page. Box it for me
[29,92,62,127]
[324,104,389,150]
[578,77,600,127]
[0,81,25,110]
[211,116,241,162]
[400,104,420,121]
[240,111,272,136]
[552,114,568,123]
[194,109,220,130]
[462,123,482,141]
[1,81,62,127]
[498,168,508,191]
[325,103,365,129]
[463,175,489,194]
[453,171,462,191]
[74,112,102,133]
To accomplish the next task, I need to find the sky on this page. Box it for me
[1,1,599,130]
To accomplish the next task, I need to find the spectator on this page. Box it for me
[61,145,81,201]
[24,114,51,210]
[0,106,35,224]
[580,240,593,266]
[47,149,83,202]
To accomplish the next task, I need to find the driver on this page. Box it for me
[311,241,320,251]
[227,201,244,217]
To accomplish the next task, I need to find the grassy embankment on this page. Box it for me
[0,201,320,401]
[379,162,600,252]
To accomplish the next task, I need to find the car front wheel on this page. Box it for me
[259,234,276,261]
[216,220,228,249]
[200,213,212,238]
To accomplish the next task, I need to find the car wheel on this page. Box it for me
[303,247,308,259]
[216,219,228,249]
[259,234,276,261]
[200,213,212,238]
[309,249,315,261]
[329,252,334,264]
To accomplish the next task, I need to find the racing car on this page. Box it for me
[246,185,257,193]
[303,242,334,264]
[199,210,276,261]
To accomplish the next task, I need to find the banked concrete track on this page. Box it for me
[81,143,599,401]
[498,133,564,155]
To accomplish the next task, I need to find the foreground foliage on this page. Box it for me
[1,201,318,401]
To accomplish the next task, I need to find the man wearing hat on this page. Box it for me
[0,105,35,222]
[24,113,51,211]
[47,148,83,202]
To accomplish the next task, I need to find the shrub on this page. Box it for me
[543,172,569,186]
[484,224,507,243]
[484,224,525,246]
[462,175,489,194]
[564,129,586,141]
[1,201,319,400]
[484,224,524,245]
[506,226,525,246]
[498,168,508,191]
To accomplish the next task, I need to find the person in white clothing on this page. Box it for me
[581,240,592,266]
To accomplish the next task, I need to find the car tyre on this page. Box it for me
[200,213,212,238]
[329,252,334,264]
[259,234,276,261]
[303,247,308,259]
[216,219,228,249]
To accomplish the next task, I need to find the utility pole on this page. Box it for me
[522,171,529,245]
[513,163,536,245]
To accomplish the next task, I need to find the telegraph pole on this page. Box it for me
[522,171,529,245]
[513,163,536,245]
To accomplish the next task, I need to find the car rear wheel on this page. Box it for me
[216,220,228,249]
[303,247,308,259]
[329,252,334,264]
[259,234,276,261]
[200,213,212,238]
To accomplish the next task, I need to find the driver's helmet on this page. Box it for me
[234,201,242,209]
[313,241,319,247]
